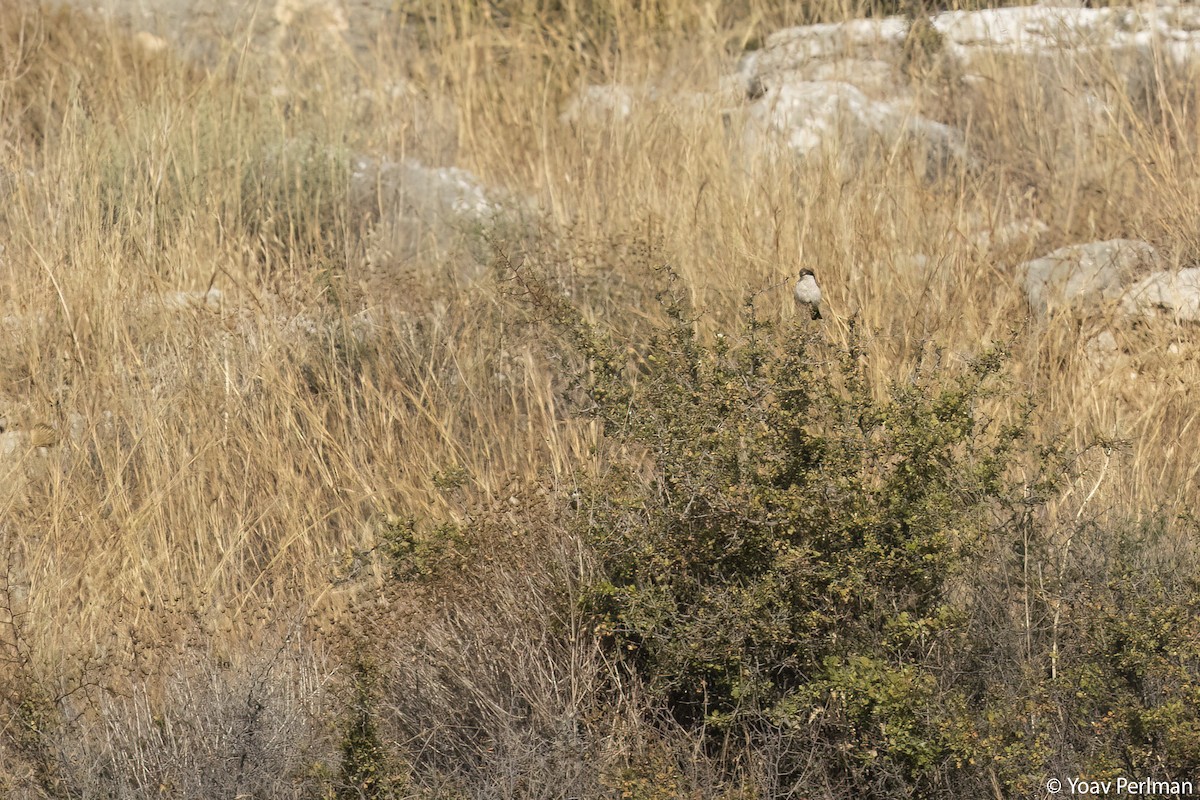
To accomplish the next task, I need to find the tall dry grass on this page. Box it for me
[0,0,1198,794]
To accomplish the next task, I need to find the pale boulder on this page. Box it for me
[1020,239,1158,317]
[739,80,968,173]
[1120,268,1200,321]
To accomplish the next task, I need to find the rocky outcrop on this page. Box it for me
[933,5,1200,69]
[562,5,1200,172]
[1120,267,1200,322]
[740,5,1200,87]
[737,18,909,83]
[351,156,506,276]
[1020,239,1159,318]
[737,80,968,173]
[1019,236,1200,325]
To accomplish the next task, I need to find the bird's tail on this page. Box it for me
[811,305,822,321]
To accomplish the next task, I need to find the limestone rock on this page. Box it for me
[1085,329,1120,370]
[559,85,637,126]
[351,156,505,276]
[1120,267,1200,321]
[1020,239,1158,317]
[739,80,968,173]
[738,18,908,83]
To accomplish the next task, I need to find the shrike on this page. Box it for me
[794,268,823,320]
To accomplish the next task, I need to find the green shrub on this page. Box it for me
[1045,525,1200,779]
[538,271,1031,793]
[377,515,470,582]
[338,658,402,800]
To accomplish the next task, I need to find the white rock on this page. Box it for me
[352,157,500,222]
[350,155,507,276]
[351,155,512,280]
[934,6,1115,58]
[737,7,1168,86]
[562,83,727,129]
[560,85,637,126]
[1085,329,1119,370]
[922,6,1189,64]
[0,431,23,460]
[1120,267,1200,321]
[894,253,931,274]
[740,80,968,170]
[932,5,1200,66]
[739,18,908,82]
[273,0,348,32]
[1020,239,1158,317]
[802,58,901,98]
[737,5,1200,124]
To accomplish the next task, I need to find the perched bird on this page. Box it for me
[794,268,823,320]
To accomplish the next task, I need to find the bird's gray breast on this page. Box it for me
[794,275,821,304]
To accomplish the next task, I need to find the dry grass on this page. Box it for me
[0,0,1199,794]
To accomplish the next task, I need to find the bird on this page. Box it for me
[794,268,823,320]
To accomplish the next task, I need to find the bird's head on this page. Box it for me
[799,268,815,278]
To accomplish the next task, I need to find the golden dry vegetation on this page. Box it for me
[2,0,1200,796]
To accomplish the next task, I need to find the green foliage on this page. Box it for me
[900,6,946,79]
[6,684,72,799]
[338,658,402,800]
[92,107,214,250]
[989,524,1200,789]
[797,507,1200,799]
[0,564,74,799]
[600,743,683,800]
[378,515,470,581]
[551,279,1029,792]
[423,242,1200,798]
